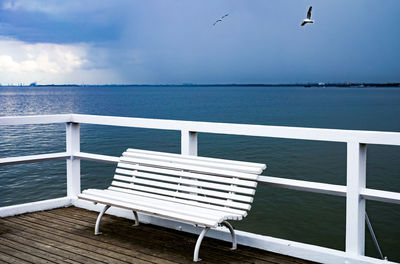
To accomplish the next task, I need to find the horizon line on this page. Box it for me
[1,82,400,88]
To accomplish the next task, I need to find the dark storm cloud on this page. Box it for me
[1,0,400,84]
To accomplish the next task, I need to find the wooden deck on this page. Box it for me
[0,207,315,264]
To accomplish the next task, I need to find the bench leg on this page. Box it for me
[95,205,110,235]
[132,211,139,226]
[193,227,210,262]
[221,221,237,250]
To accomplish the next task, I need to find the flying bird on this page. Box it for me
[213,14,229,26]
[301,6,314,26]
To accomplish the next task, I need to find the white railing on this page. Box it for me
[1,114,399,264]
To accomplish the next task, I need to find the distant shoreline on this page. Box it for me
[1,83,400,88]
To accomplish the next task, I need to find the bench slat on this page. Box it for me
[120,156,259,180]
[115,169,256,195]
[79,192,220,227]
[123,151,264,174]
[127,148,266,169]
[107,186,247,216]
[112,177,253,203]
[84,189,243,221]
[110,181,251,210]
[117,162,257,187]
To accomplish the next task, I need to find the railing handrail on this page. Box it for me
[1,113,400,145]
[0,114,72,125]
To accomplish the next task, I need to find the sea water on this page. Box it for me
[0,85,399,261]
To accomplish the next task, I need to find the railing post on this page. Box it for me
[181,130,198,156]
[66,122,81,198]
[346,141,367,256]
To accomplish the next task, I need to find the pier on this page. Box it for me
[0,207,313,264]
[1,114,400,264]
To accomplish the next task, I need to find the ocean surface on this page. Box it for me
[0,85,399,261]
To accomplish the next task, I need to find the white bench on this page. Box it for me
[78,148,266,262]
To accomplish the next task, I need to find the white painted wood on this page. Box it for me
[346,142,367,256]
[110,181,251,210]
[107,186,247,216]
[74,153,400,205]
[71,114,400,146]
[74,198,397,264]
[74,152,119,163]
[86,190,237,222]
[2,113,400,145]
[114,170,255,194]
[83,189,243,221]
[258,176,346,197]
[66,122,81,198]
[127,148,265,169]
[123,151,263,174]
[0,152,69,166]
[116,148,260,209]
[72,153,400,206]
[119,156,259,180]
[79,193,219,227]
[0,114,72,125]
[77,145,263,260]
[360,188,400,205]
[112,177,253,202]
[0,197,71,217]
[73,198,153,223]
[181,130,198,156]
[117,162,258,187]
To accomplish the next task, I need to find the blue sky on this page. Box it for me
[0,0,399,85]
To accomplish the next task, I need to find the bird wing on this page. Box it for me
[301,21,307,26]
[307,6,312,19]
[222,14,229,18]
[213,20,220,26]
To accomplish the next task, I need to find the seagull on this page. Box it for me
[213,14,229,26]
[301,6,314,26]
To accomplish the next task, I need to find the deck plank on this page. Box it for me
[0,207,316,264]
[16,214,197,264]
[0,218,152,264]
[0,240,54,264]
[0,235,80,264]
[24,212,237,264]
[53,207,310,264]
[40,209,275,264]
[0,221,108,264]
[43,208,297,264]
[0,243,33,264]
[6,216,174,264]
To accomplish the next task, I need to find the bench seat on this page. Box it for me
[78,148,266,262]
[80,188,244,227]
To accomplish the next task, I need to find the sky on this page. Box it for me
[0,0,399,85]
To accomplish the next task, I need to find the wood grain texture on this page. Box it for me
[0,207,315,264]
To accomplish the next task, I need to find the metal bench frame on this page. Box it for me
[79,148,266,262]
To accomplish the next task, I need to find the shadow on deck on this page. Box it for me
[0,207,315,264]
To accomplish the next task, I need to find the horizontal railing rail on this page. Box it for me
[0,152,69,166]
[0,113,399,264]
[2,113,400,145]
[0,114,72,126]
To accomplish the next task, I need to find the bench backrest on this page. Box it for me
[109,148,266,214]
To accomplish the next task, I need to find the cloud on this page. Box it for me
[0,38,87,73]
[1,1,400,84]
[1,0,129,16]
[0,37,124,84]
[1,0,71,15]
[3,0,93,14]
